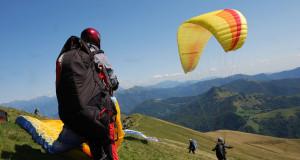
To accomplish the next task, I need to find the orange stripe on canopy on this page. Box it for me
[217,9,242,50]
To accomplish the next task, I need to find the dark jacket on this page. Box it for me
[56,36,118,160]
[56,37,113,129]
[212,142,232,160]
[189,141,196,150]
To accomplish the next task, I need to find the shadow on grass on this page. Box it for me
[1,144,65,160]
[124,136,149,144]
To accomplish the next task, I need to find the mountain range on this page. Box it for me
[1,96,58,118]
[2,67,300,115]
[116,67,300,113]
[131,78,300,138]
[1,67,300,138]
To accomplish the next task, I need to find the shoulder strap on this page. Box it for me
[79,40,95,60]
[58,36,80,57]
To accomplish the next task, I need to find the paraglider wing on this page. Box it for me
[124,129,159,142]
[177,9,248,73]
[111,96,125,147]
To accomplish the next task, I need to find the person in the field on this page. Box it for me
[55,28,119,160]
[212,137,233,160]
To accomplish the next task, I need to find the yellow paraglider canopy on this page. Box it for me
[177,9,248,73]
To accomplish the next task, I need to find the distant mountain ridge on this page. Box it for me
[2,67,300,117]
[117,67,300,113]
[145,80,198,89]
[222,78,300,96]
[1,96,58,118]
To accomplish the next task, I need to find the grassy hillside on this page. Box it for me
[120,114,300,160]
[205,130,300,160]
[1,106,300,160]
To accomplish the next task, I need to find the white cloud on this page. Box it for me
[153,75,163,78]
[118,80,139,89]
[170,73,184,76]
[153,72,184,79]
[209,67,217,72]
[257,59,270,64]
[45,90,56,97]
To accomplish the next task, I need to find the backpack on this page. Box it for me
[56,36,115,124]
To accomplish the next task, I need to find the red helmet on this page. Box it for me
[81,27,101,48]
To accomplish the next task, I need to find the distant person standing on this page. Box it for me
[212,137,233,160]
[0,109,8,122]
[188,139,197,154]
[34,108,40,116]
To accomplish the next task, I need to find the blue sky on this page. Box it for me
[0,0,300,103]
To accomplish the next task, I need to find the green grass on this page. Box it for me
[244,106,300,132]
[122,114,300,160]
[119,114,215,160]
[245,119,260,132]
[1,106,300,160]
[0,106,67,160]
[253,107,300,120]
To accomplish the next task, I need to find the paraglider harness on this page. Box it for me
[95,51,115,96]
[93,48,121,143]
[85,40,121,160]
[83,40,120,143]
[56,36,119,140]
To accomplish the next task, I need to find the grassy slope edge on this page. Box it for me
[1,106,300,160]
